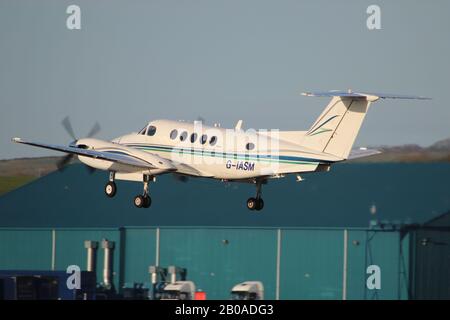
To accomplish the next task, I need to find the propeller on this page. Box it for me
[62,116,77,142]
[87,121,101,139]
[57,116,101,173]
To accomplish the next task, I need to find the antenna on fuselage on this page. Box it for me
[196,116,206,124]
[234,120,243,131]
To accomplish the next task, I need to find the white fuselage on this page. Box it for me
[77,119,341,182]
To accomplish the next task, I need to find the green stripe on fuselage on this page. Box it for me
[128,144,318,166]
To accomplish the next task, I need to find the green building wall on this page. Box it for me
[54,229,121,290]
[122,227,157,288]
[159,227,278,300]
[0,226,411,299]
[0,229,52,270]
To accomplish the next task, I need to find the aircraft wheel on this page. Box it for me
[247,197,257,211]
[143,195,152,208]
[134,195,144,208]
[105,181,117,198]
[256,198,264,211]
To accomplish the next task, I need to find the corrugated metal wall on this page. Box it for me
[122,227,157,287]
[0,229,52,270]
[0,227,410,299]
[54,229,121,289]
[410,229,450,299]
[159,228,278,300]
[280,229,343,299]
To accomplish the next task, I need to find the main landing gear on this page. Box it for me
[104,172,152,209]
[247,180,264,211]
[134,175,152,209]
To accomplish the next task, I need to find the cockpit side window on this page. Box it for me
[147,125,157,136]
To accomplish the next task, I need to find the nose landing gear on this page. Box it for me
[134,194,151,208]
[247,180,264,211]
[105,172,117,198]
[247,197,264,211]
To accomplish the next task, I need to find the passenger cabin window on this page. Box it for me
[200,134,207,145]
[170,129,178,140]
[147,125,157,136]
[246,142,255,151]
[180,131,188,141]
[209,136,217,146]
[190,133,197,143]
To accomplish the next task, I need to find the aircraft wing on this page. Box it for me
[348,148,381,160]
[171,161,214,178]
[12,138,159,169]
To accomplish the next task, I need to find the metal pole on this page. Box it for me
[51,229,56,271]
[155,228,160,267]
[276,228,281,300]
[342,229,348,300]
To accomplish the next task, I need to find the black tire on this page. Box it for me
[104,181,117,198]
[143,195,152,208]
[134,195,144,208]
[256,198,264,211]
[247,197,257,210]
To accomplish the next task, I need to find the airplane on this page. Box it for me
[12,90,429,211]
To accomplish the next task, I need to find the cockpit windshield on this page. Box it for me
[138,125,147,135]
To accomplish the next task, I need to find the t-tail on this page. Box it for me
[299,90,430,160]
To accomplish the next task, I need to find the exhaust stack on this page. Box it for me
[168,266,187,283]
[101,239,115,288]
[84,240,98,272]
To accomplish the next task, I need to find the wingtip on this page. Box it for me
[11,137,22,143]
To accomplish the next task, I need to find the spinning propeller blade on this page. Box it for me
[57,117,101,173]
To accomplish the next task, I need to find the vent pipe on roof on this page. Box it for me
[149,266,167,285]
[84,240,98,272]
[101,239,115,288]
[168,265,187,283]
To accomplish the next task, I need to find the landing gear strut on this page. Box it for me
[247,180,264,211]
[105,172,117,198]
[134,175,152,209]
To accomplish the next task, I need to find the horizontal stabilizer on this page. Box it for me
[348,148,381,160]
[302,90,430,101]
[299,89,430,160]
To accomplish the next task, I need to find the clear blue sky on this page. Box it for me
[1,0,449,159]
